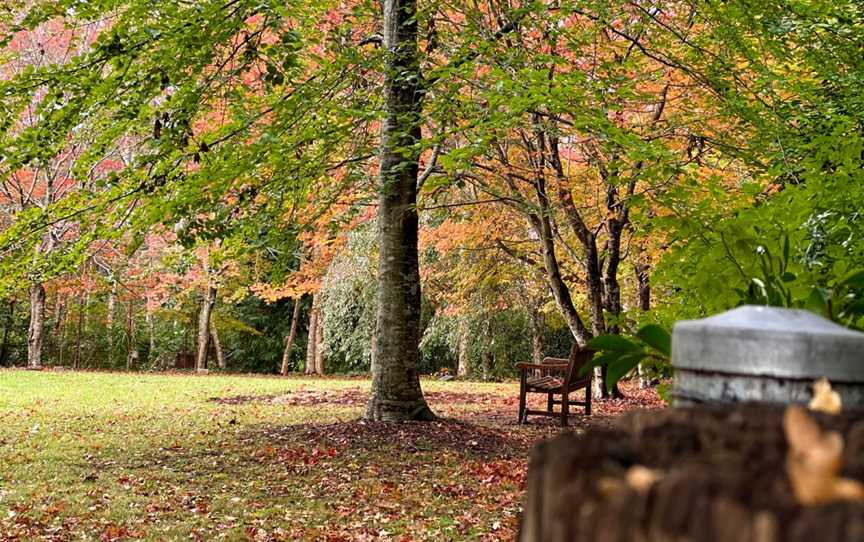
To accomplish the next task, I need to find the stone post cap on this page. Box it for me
[672,305,864,382]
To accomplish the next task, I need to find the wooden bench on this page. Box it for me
[516,344,593,427]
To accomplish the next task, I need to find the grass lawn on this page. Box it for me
[0,370,662,541]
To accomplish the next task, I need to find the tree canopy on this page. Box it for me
[1,0,863,408]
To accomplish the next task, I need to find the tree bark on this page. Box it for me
[636,262,651,312]
[146,308,157,368]
[74,293,88,369]
[195,285,217,372]
[636,252,652,388]
[457,317,470,377]
[370,333,377,374]
[126,299,137,370]
[528,305,545,365]
[527,154,591,347]
[106,282,116,364]
[551,134,629,398]
[305,294,319,375]
[366,0,434,422]
[52,295,65,358]
[0,300,15,367]
[314,310,325,375]
[281,297,302,375]
[210,319,226,370]
[27,283,46,369]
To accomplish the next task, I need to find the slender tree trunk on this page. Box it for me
[52,295,65,359]
[146,308,156,367]
[599,217,626,399]
[481,349,493,381]
[366,0,434,422]
[314,310,325,375]
[211,320,226,370]
[74,293,88,369]
[457,317,470,377]
[636,262,651,313]
[195,285,217,372]
[528,305,545,365]
[527,156,591,347]
[280,297,302,375]
[126,299,137,370]
[602,220,625,333]
[0,300,15,366]
[636,253,652,388]
[59,297,69,366]
[550,136,611,398]
[305,294,319,375]
[106,282,116,364]
[27,283,46,369]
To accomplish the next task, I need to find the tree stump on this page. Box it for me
[520,406,864,542]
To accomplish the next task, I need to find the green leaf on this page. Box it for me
[577,351,619,377]
[805,287,830,316]
[605,353,645,393]
[839,269,864,289]
[585,334,641,352]
[635,324,671,357]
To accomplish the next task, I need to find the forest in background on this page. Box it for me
[0,0,862,395]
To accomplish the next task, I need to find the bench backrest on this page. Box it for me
[542,343,594,386]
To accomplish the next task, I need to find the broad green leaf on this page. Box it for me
[605,353,645,393]
[839,269,864,288]
[585,334,641,352]
[636,325,671,357]
[577,350,621,378]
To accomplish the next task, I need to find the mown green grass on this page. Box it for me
[0,370,529,541]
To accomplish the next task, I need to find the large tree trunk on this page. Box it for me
[457,317,470,377]
[27,283,46,369]
[0,300,15,366]
[305,294,319,375]
[195,285,217,372]
[370,333,377,374]
[280,297,302,375]
[366,0,434,422]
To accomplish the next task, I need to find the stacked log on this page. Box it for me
[520,406,864,542]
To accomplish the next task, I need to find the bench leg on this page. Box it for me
[561,391,569,427]
[585,383,592,416]
[547,392,553,414]
[518,373,527,424]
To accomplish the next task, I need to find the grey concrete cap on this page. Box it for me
[672,305,864,382]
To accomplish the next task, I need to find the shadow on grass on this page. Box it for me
[250,417,538,460]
